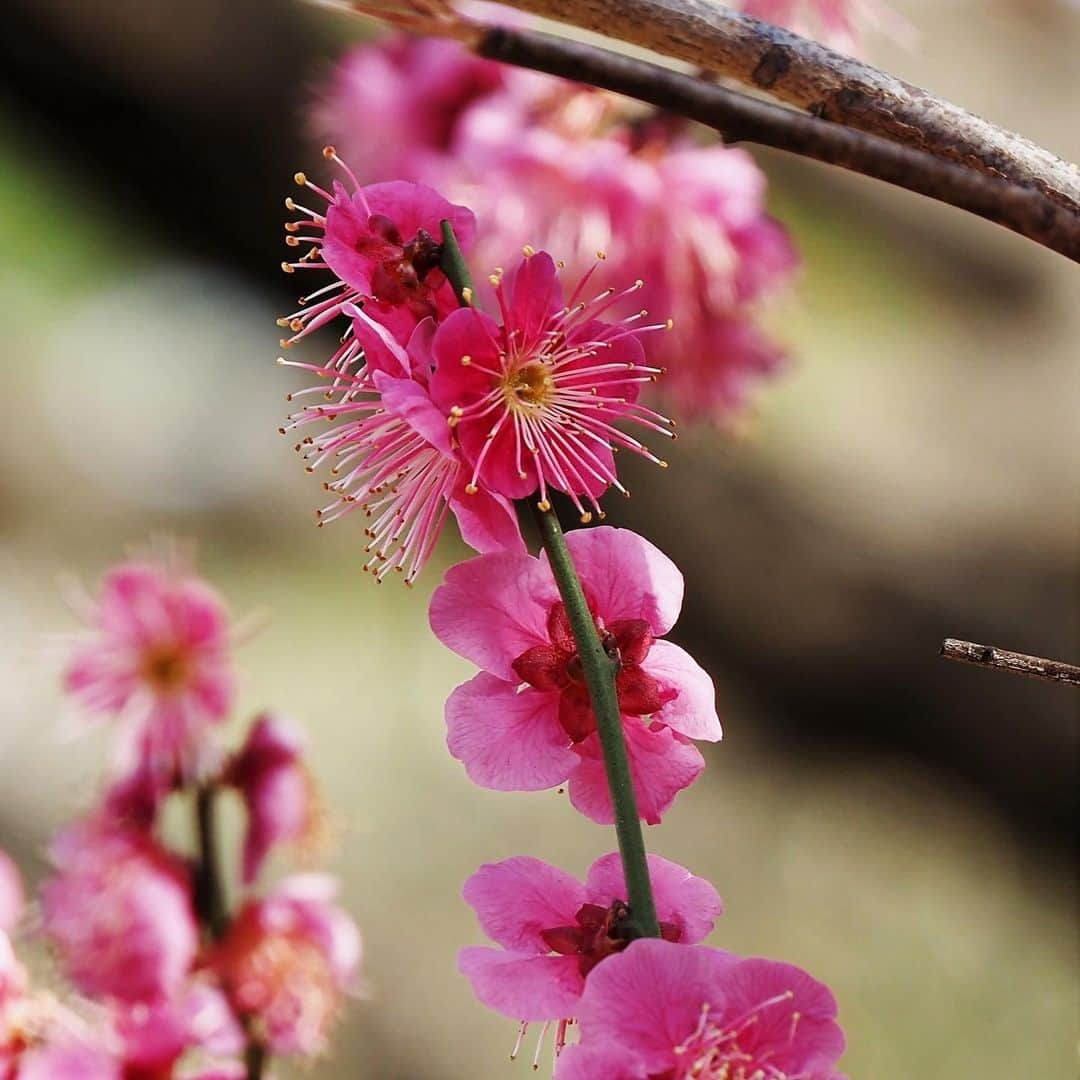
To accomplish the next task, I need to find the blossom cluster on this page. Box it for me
[1,556,361,1076]
[312,28,798,425]
[278,142,847,1071]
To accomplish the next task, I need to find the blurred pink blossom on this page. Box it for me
[459,853,721,1024]
[314,37,797,424]
[210,875,361,1057]
[41,819,199,1005]
[63,559,235,788]
[555,938,846,1079]
[739,0,908,53]
[430,526,721,823]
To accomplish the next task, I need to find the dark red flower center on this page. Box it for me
[541,899,682,978]
[511,602,676,743]
[361,214,444,306]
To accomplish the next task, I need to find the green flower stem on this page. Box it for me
[532,502,660,940]
[436,219,658,937]
[439,218,475,305]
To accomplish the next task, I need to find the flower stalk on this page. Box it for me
[532,502,660,940]
[439,217,474,304]
[194,783,267,1080]
[194,784,230,943]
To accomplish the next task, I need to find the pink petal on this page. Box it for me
[446,674,576,791]
[458,947,583,1021]
[429,307,504,408]
[644,640,722,742]
[560,527,683,636]
[365,180,476,251]
[719,956,845,1075]
[463,856,586,953]
[574,938,730,1072]
[374,371,453,455]
[448,482,525,556]
[554,1040,649,1080]
[429,552,557,681]
[567,722,703,825]
[504,252,564,345]
[584,853,722,945]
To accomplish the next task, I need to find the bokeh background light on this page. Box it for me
[1,1,1076,1076]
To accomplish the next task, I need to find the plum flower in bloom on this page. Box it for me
[63,558,234,786]
[429,526,721,823]
[459,853,722,1053]
[555,938,846,1079]
[209,874,361,1058]
[279,147,475,376]
[41,818,199,1005]
[225,712,319,884]
[430,251,675,518]
[281,314,522,582]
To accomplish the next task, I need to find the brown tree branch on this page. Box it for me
[476,26,1080,260]
[941,639,1080,687]
[498,0,1080,217]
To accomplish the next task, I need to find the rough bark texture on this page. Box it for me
[500,0,1080,215]
[941,639,1080,686]
[478,27,1080,259]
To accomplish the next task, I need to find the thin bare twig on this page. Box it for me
[941,639,1080,687]
[475,27,1080,259]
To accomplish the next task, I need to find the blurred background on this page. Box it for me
[0,0,1077,1076]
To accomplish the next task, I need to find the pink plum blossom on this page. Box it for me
[429,251,674,517]
[279,149,475,368]
[430,526,721,823]
[555,938,846,1079]
[225,712,317,884]
[209,874,361,1058]
[0,854,22,935]
[63,558,234,787]
[41,818,199,1005]
[459,853,722,1027]
[280,312,522,582]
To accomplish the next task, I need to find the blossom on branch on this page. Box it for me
[41,818,199,1005]
[209,875,362,1057]
[430,250,674,517]
[459,852,721,1032]
[63,558,235,789]
[555,938,847,1079]
[430,526,722,823]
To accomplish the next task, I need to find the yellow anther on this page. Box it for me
[294,171,307,186]
[522,245,536,257]
[465,483,478,494]
[322,145,336,159]
[461,355,471,366]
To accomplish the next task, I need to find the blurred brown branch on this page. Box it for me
[941,639,1080,687]
[498,0,1080,210]
[475,27,1080,260]
[327,0,1080,260]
